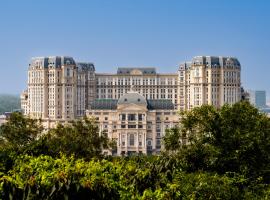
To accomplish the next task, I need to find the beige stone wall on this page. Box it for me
[26,63,77,121]
[178,60,241,110]
[86,105,179,156]
[95,74,179,109]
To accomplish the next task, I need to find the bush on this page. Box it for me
[1,155,268,199]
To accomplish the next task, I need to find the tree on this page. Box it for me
[44,117,111,159]
[0,112,43,150]
[163,127,182,152]
[0,112,43,172]
[163,101,270,179]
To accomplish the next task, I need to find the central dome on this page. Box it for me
[118,92,147,105]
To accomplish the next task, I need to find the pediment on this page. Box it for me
[130,69,143,75]
[117,103,148,112]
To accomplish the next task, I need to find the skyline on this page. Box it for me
[0,0,269,101]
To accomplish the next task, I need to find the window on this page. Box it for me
[128,125,136,128]
[138,124,143,128]
[121,124,126,128]
[121,114,126,120]
[105,117,108,120]
[128,114,136,121]
[138,114,143,121]
[67,68,70,77]
[130,134,135,146]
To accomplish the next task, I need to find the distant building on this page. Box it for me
[261,107,270,117]
[241,87,250,101]
[0,112,12,126]
[20,90,29,114]
[0,115,6,126]
[248,90,266,108]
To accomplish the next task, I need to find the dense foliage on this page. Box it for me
[163,101,270,180]
[1,155,270,199]
[0,101,270,199]
[0,94,20,114]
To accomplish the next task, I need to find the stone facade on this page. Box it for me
[86,91,179,155]
[96,68,179,109]
[21,55,242,129]
[178,56,241,110]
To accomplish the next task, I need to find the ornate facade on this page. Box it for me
[21,55,242,130]
[21,56,95,127]
[86,91,178,155]
[178,56,241,110]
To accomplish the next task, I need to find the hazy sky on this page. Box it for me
[0,0,269,101]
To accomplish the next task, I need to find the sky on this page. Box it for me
[0,0,269,102]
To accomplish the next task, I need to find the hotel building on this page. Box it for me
[21,55,242,154]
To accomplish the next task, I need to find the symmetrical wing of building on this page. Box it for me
[21,55,241,155]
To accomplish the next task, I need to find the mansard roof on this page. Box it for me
[90,99,118,110]
[147,100,175,110]
[117,68,156,75]
[90,96,175,110]
[118,92,147,105]
[29,56,76,68]
[191,56,241,68]
[77,62,95,71]
[179,56,241,70]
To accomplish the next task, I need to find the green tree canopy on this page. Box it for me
[39,117,112,159]
[0,112,43,150]
[163,101,270,179]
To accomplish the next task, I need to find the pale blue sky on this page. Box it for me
[0,0,269,101]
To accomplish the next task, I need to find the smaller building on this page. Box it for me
[248,90,267,108]
[86,91,179,155]
[20,90,29,115]
[0,115,6,126]
[261,107,270,117]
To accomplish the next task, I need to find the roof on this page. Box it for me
[30,56,76,68]
[77,62,95,71]
[147,100,174,110]
[117,68,156,75]
[118,92,147,105]
[179,56,241,70]
[90,99,118,110]
[90,96,175,110]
